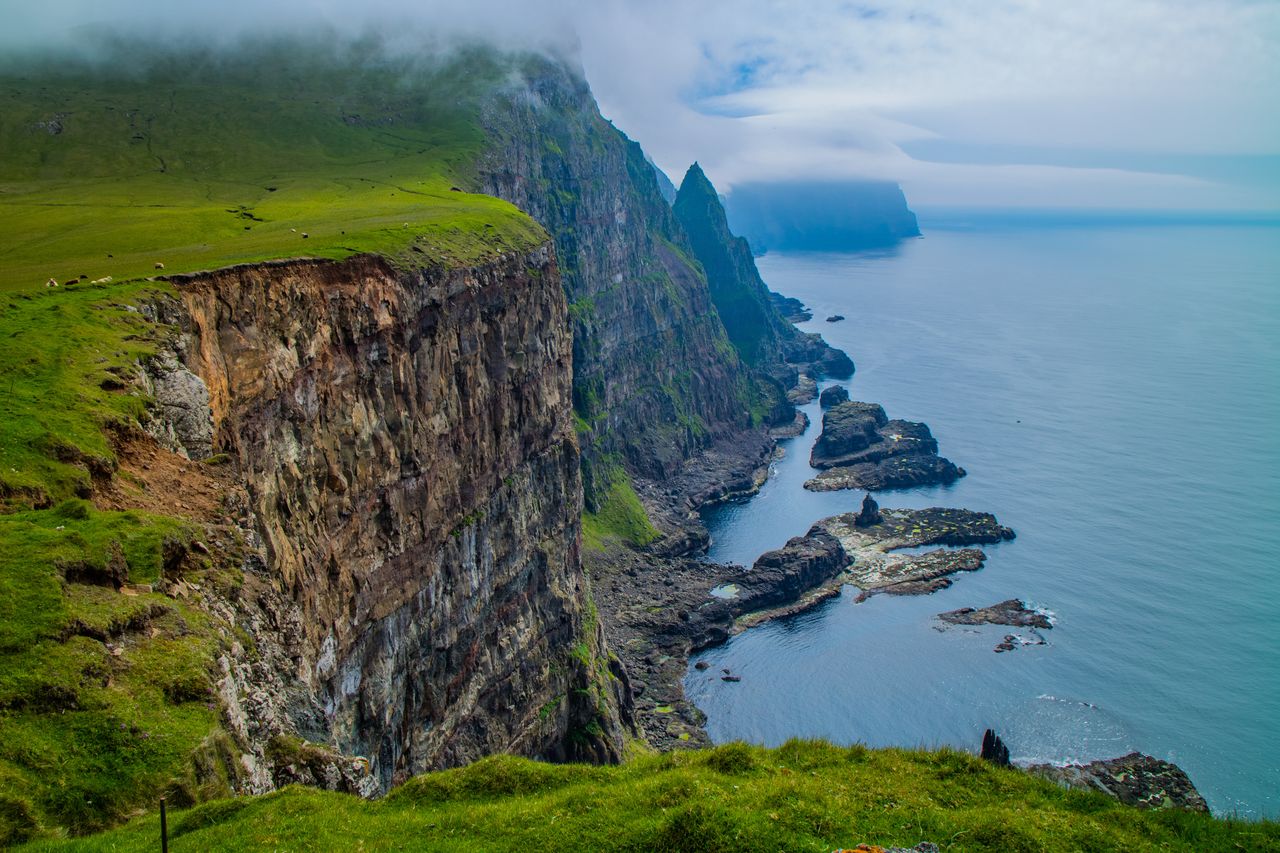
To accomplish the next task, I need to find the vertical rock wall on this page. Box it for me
[478,60,756,489]
[168,247,627,788]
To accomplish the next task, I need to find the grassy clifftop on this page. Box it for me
[23,741,1280,852]
[0,43,545,292]
[0,44,549,843]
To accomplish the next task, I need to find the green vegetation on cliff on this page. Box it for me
[581,465,660,550]
[673,163,794,368]
[0,498,233,844]
[0,43,545,292]
[0,277,238,844]
[24,741,1279,852]
[0,44,552,843]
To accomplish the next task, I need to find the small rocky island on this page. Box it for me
[805,400,965,492]
[939,599,1054,652]
[816,504,1015,601]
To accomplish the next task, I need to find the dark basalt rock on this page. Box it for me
[808,455,964,492]
[591,529,848,751]
[807,401,964,492]
[810,402,888,462]
[854,493,882,527]
[981,729,1011,766]
[826,314,845,322]
[939,599,1052,629]
[770,291,811,322]
[1027,753,1209,812]
[819,384,850,408]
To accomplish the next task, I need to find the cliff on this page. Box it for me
[674,163,853,382]
[476,59,758,497]
[160,248,629,787]
[725,180,921,254]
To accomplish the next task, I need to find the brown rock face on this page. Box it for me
[167,247,627,787]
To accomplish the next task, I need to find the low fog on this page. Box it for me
[4,0,1276,211]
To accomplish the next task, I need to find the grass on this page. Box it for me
[0,43,545,293]
[0,500,231,844]
[0,41,553,841]
[581,469,660,551]
[19,741,1280,851]
[0,281,173,508]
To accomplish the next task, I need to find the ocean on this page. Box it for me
[684,219,1280,818]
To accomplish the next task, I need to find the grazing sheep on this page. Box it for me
[46,278,57,287]
[301,232,309,238]
[154,262,165,270]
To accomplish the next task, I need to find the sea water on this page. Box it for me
[684,220,1280,818]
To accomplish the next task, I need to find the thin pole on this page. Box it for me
[160,796,168,853]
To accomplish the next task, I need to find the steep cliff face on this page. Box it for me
[165,247,628,787]
[673,164,852,383]
[477,60,756,492]
[673,163,796,369]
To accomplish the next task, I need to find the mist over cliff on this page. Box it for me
[724,181,921,254]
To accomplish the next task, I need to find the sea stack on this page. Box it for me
[854,492,882,527]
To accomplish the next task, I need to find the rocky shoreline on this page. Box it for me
[592,290,1210,814]
[1027,753,1209,812]
[593,413,1020,752]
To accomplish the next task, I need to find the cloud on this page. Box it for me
[3,0,1277,209]
[572,0,1280,209]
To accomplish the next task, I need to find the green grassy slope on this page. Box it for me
[23,742,1280,852]
[0,45,545,292]
[0,44,548,843]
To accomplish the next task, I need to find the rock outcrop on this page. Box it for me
[816,507,1015,601]
[160,247,629,789]
[940,600,1053,629]
[981,729,1011,766]
[807,401,964,492]
[854,492,881,527]
[1028,754,1210,812]
[595,530,849,750]
[820,384,850,408]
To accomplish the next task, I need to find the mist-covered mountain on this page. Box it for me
[725,180,921,254]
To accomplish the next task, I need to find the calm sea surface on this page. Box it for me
[685,222,1280,818]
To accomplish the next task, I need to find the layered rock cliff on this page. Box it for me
[155,246,629,789]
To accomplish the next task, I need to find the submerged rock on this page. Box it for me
[1027,753,1209,812]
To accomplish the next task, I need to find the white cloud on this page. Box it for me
[573,0,1280,208]
[3,0,1277,208]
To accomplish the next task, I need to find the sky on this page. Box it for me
[4,0,1278,211]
